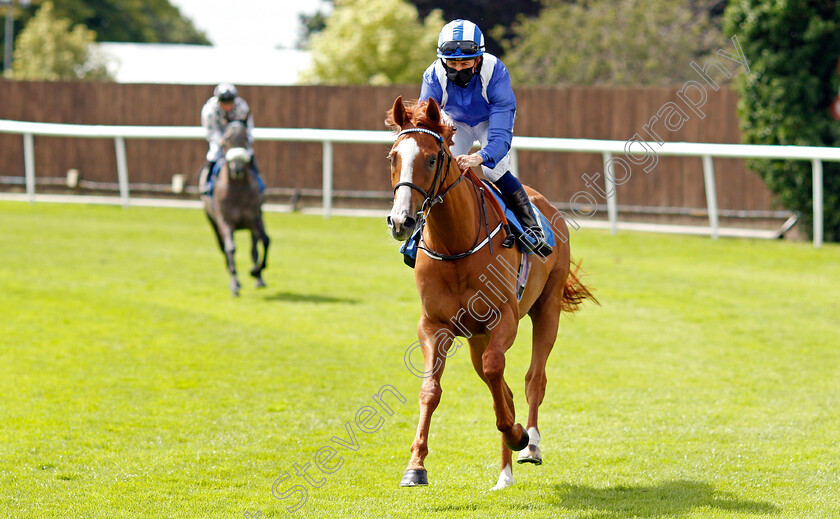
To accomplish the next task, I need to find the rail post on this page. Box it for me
[702,155,719,239]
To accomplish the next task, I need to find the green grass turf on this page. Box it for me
[1,200,838,518]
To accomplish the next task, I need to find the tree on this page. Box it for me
[723,0,840,241]
[294,0,543,56]
[14,0,209,45]
[297,9,329,49]
[11,1,111,80]
[302,0,444,86]
[405,0,543,58]
[501,0,726,86]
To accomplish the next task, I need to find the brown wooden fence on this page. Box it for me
[0,80,777,214]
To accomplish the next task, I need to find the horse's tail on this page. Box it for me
[561,259,598,313]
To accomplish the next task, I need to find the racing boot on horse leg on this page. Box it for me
[495,172,552,257]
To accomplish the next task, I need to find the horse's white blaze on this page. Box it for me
[389,138,420,228]
[491,464,514,491]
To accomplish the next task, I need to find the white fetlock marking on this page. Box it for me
[517,427,542,462]
[491,464,514,491]
[527,427,540,446]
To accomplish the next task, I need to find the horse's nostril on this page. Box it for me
[404,216,416,229]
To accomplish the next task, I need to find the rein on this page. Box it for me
[393,127,503,261]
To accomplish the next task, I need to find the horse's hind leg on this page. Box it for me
[216,220,240,296]
[518,280,564,465]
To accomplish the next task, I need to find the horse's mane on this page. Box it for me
[385,98,455,147]
[223,120,248,148]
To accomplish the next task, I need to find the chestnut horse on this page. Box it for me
[202,121,269,296]
[386,96,595,490]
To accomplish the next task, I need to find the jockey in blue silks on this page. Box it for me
[419,19,552,257]
[199,83,265,195]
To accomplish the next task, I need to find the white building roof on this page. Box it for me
[98,43,312,86]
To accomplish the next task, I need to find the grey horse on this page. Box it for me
[202,121,270,296]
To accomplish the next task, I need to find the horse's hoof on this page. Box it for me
[517,444,542,465]
[491,465,514,491]
[255,278,267,288]
[504,424,530,452]
[399,469,428,487]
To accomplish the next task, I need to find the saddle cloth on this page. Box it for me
[482,180,556,252]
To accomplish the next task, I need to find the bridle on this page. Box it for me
[222,122,251,180]
[391,127,503,261]
[392,128,462,213]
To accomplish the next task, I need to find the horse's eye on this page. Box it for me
[387,154,394,165]
[427,155,437,168]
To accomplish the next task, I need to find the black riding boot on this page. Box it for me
[200,160,215,195]
[503,187,553,257]
[249,155,265,193]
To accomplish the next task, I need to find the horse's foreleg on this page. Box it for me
[205,212,226,260]
[249,232,264,288]
[258,218,269,272]
[483,313,529,453]
[401,319,453,487]
[249,219,269,287]
[468,335,516,490]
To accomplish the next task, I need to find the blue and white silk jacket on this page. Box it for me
[419,53,516,169]
[200,96,255,162]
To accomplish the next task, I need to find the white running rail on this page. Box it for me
[0,119,836,247]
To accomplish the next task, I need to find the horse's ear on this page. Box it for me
[391,96,408,129]
[425,97,442,124]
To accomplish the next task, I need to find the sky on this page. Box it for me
[167,0,332,49]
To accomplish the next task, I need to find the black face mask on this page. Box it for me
[443,61,476,88]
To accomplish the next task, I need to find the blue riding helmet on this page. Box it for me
[436,19,485,59]
[214,83,238,102]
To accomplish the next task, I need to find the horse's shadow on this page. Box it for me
[546,479,779,518]
[262,290,359,305]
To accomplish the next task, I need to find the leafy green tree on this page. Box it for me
[297,8,329,49]
[405,0,543,58]
[724,0,840,241]
[302,0,443,85]
[11,1,111,80]
[0,1,29,73]
[502,0,726,86]
[15,0,209,44]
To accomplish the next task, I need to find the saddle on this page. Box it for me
[399,170,555,268]
[480,178,556,252]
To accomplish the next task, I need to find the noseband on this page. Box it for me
[393,128,462,212]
